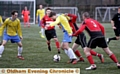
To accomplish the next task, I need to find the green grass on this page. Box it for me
[0,23,120,74]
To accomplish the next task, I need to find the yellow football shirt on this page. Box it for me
[50,14,72,35]
[0,16,3,26]
[0,18,22,37]
[36,9,45,20]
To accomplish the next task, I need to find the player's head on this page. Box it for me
[39,5,43,9]
[82,12,90,20]
[49,12,57,20]
[11,10,18,19]
[24,6,27,10]
[118,6,120,13]
[46,8,52,16]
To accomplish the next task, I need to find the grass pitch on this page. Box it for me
[0,23,120,74]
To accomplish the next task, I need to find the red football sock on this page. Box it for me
[74,50,81,57]
[47,41,50,46]
[87,55,95,64]
[90,50,101,57]
[55,41,60,48]
[110,54,118,63]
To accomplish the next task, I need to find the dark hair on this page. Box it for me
[45,8,51,11]
[11,10,18,15]
[82,12,90,18]
[49,12,56,17]
[118,6,120,9]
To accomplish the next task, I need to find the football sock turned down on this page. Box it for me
[67,48,77,59]
[18,46,23,56]
[0,45,4,55]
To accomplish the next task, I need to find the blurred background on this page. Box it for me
[0,0,120,23]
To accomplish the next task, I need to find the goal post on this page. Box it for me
[45,7,81,22]
[0,0,36,24]
[95,7,118,22]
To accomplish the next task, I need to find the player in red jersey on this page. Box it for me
[73,12,120,70]
[41,8,60,53]
[65,13,104,63]
[21,6,30,28]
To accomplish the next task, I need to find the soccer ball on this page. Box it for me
[53,54,61,62]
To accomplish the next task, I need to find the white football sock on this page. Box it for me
[41,28,44,36]
[18,46,23,56]
[0,45,4,57]
[67,48,77,59]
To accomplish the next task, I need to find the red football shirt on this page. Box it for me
[73,18,105,37]
[22,10,30,19]
[41,15,54,30]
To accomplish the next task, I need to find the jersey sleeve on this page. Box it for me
[67,13,77,23]
[21,10,24,15]
[17,19,22,37]
[0,18,9,36]
[40,16,45,28]
[50,17,60,27]
[96,21,105,35]
[36,10,39,17]
[72,23,86,36]
[0,16,3,24]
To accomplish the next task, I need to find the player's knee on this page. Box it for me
[116,37,120,40]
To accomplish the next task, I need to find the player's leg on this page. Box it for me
[103,47,120,68]
[107,29,120,44]
[89,49,104,63]
[45,30,51,51]
[27,18,30,28]
[0,33,9,57]
[10,35,24,60]
[23,18,26,28]
[85,38,97,70]
[0,40,7,57]
[84,47,97,70]
[17,41,24,60]
[53,38,60,53]
[62,32,77,64]
[99,37,120,68]
[72,43,84,62]
[51,29,60,53]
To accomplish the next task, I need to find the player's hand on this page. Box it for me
[20,37,23,40]
[21,15,23,18]
[36,20,38,24]
[69,34,72,36]
[64,13,68,16]
[72,34,77,37]
[45,24,50,30]
[112,26,116,29]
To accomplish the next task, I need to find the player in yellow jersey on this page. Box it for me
[36,5,45,38]
[0,11,24,60]
[0,15,3,26]
[46,12,78,64]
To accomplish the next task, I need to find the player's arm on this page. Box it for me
[97,21,105,35]
[0,16,3,25]
[17,19,23,39]
[21,10,24,18]
[72,23,86,36]
[50,17,60,27]
[0,18,8,36]
[111,14,117,29]
[40,17,45,28]
[28,11,30,18]
[67,13,77,23]
[36,10,39,23]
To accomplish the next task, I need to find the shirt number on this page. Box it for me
[91,21,97,27]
